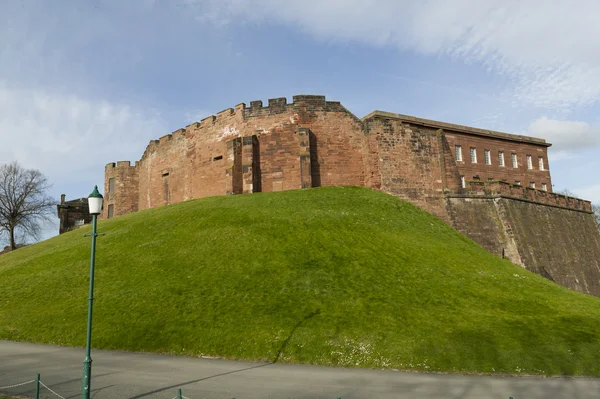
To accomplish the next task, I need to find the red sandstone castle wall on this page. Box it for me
[103,95,559,224]
[103,161,139,219]
[444,132,552,190]
[363,118,456,221]
[105,96,367,217]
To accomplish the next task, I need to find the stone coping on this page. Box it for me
[448,181,592,213]
[363,111,550,147]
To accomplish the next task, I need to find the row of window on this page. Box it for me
[455,146,545,170]
[460,176,548,191]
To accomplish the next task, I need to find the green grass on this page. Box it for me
[2,186,600,376]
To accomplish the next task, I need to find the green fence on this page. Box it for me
[0,374,518,398]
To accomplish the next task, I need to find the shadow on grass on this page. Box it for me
[273,309,321,364]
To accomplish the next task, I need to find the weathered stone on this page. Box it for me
[97,94,600,297]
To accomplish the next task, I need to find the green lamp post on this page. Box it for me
[82,185,103,399]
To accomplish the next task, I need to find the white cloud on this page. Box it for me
[526,117,600,161]
[0,84,166,186]
[189,0,600,112]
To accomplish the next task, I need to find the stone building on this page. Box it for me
[103,95,600,297]
[57,194,92,234]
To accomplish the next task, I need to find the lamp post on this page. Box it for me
[82,185,103,399]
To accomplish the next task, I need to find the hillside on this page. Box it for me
[1,186,600,376]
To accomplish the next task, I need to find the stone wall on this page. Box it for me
[103,95,366,217]
[445,131,552,190]
[103,161,139,219]
[363,118,452,221]
[462,181,591,212]
[57,196,92,234]
[100,94,600,297]
[447,196,600,297]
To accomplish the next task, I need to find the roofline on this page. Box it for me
[362,111,551,147]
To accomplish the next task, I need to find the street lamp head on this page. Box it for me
[88,185,104,215]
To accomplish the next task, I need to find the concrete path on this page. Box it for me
[1,341,599,399]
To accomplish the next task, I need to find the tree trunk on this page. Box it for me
[9,226,16,250]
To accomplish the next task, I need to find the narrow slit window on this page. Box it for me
[213,155,223,161]
[484,150,491,165]
[538,156,545,171]
[512,153,518,168]
[498,151,505,167]
[460,176,466,188]
[527,155,533,169]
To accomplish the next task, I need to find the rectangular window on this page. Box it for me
[527,155,533,169]
[470,147,477,163]
[538,157,545,170]
[108,178,115,200]
[484,150,491,165]
[498,151,505,167]
[529,182,536,189]
[460,176,466,188]
[542,183,547,191]
[515,181,521,186]
[512,153,518,168]
[455,145,463,161]
[107,204,114,219]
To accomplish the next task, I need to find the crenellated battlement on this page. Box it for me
[150,95,355,141]
[106,161,136,170]
[459,181,592,212]
[99,93,600,299]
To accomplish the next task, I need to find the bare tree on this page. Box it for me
[556,188,577,197]
[0,162,56,250]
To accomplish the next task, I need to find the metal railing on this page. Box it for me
[0,375,517,399]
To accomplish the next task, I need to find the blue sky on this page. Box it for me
[2,0,600,242]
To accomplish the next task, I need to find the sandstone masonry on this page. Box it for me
[102,95,600,296]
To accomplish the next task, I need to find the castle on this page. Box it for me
[100,95,600,297]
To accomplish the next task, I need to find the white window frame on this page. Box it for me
[515,181,521,186]
[470,147,477,164]
[541,183,547,191]
[538,156,545,171]
[512,153,518,168]
[460,176,466,188]
[484,150,491,165]
[527,155,533,169]
[529,182,536,189]
[498,151,505,167]
[455,145,463,162]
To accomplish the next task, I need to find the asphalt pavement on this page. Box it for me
[1,341,599,399]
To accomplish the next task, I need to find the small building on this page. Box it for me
[57,194,92,234]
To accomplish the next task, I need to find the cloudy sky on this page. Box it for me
[2,0,600,242]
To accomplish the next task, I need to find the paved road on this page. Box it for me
[1,341,599,399]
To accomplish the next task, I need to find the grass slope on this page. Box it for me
[1,187,600,376]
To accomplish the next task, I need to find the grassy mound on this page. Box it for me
[1,187,600,376]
